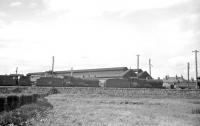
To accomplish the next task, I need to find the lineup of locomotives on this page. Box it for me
[0,75,99,87]
[0,75,31,86]
[0,75,163,88]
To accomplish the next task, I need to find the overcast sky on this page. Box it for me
[0,0,199,79]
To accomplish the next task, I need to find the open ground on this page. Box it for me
[31,93,200,126]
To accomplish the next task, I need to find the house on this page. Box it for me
[163,75,195,89]
[163,75,186,84]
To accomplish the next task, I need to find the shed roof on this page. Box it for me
[55,67,128,74]
[130,69,143,73]
[138,71,152,79]
[27,67,128,76]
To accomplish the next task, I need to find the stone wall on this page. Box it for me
[31,87,200,98]
[0,87,200,99]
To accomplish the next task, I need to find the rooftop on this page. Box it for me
[27,67,129,76]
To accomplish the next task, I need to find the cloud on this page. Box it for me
[0,11,7,17]
[42,0,190,17]
[0,0,47,23]
[0,0,199,78]
[9,1,22,7]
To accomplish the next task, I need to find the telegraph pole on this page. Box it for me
[192,50,199,89]
[149,59,151,76]
[16,67,18,75]
[52,56,54,77]
[70,67,73,77]
[187,62,190,82]
[136,54,140,78]
[187,62,190,88]
[15,67,19,86]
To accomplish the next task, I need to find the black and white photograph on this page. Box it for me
[0,0,200,125]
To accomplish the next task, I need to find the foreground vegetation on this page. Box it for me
[0,87,200,126]
[0,97,53,126]
[33,94,200,126]
[0,87,59,126]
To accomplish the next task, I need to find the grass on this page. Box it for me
[1,87,200,125]
[31,94,200,126]
[11,87,24,93]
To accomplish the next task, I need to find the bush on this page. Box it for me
[12,87,24,93]
[0,97,53,126]
[0,97,6,112]
[32,94,38,102]
[192,108,200,114]
[0,88,10,94]
[47,87,60,95]
[6,95,20,111]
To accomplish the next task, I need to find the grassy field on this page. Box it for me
[31,93,200,126]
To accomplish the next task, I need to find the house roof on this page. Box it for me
[163,76,187,83]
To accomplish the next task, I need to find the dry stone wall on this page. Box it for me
[32,87,200,98]
[0,87,200,100]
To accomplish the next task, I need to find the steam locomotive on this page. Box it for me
[0,74,99,87]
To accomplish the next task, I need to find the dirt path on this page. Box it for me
[31,94,200,126]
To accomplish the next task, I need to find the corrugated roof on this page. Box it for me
[27,67,128,76]
[121,69,137,78]
[138,71,152,79]
[95,69,135,78]
[56,67,128,74]
[131,69,143,73]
